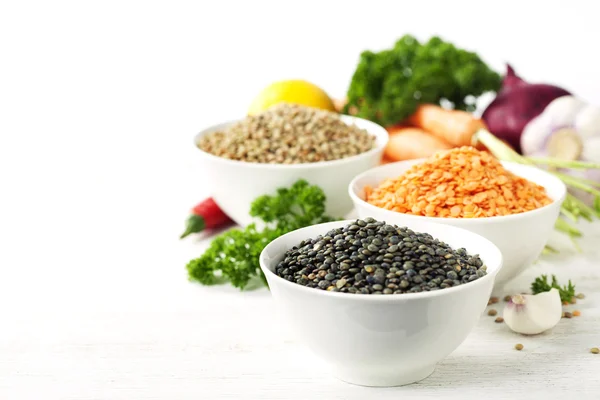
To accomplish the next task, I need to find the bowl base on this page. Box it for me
[332,364,435,387]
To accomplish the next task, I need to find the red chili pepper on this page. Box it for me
[180,197,233,239]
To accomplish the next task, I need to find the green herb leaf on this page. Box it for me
[186,180,338,290]
[344,35,501,126]
[531,274,576,303]
[250,179,336,232]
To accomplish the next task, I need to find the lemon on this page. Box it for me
[248,80,336,115]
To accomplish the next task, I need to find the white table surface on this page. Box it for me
[3,1,600,398]
[2,208,600,399]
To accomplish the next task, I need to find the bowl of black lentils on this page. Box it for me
[194,103,388,226]
[259,217,502,387]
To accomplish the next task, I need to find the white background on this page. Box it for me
[1,1,600,399]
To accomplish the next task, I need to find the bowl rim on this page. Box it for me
[193,114,389,170]
[259,219,503,302]
[348,159,567,225]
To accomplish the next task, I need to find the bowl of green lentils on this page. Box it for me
[260,217,503,387]
[194,103,388,226]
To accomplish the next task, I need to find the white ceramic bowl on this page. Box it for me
[349,160,566,288]
[260,219,502,387]
[194,116,388,227]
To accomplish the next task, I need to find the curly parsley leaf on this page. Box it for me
[344,34,501,126]
[186,180,338,290]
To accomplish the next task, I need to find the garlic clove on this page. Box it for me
[575,105,600,140]
[544,96,587,127]
[582,137,600,163]
[503,288,562,335]
[521,114,554,156]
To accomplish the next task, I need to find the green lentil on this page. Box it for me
[275,218,487,295]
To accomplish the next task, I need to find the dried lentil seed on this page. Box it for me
[495,317,504,323]
[364,147,552,218]
[489,296,499,304]
[573,310,581,317]
[564,312,573,319]
[504,295,512,302]
[591,347,599,354]
[488,309,497,316]
[198,104,375,164]
[515,344,524,351]
[274,218,487,295]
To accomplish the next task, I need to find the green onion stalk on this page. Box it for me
[474,129,600,251]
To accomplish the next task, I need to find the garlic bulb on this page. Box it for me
[521,95,600,204]
[521,96,600,161]
[503,289,562,335]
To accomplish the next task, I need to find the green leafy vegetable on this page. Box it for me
[186,180,337,290]
[531,274,576,303]
[344,35,501,126]
[249,179,336,232]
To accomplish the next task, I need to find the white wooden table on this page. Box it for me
[2,206,599,399]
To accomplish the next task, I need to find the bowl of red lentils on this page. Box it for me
[194,103,388,226]
[349,146,567,287]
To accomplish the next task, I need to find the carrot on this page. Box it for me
[380,155,396,165]
[384,127,452,161]
[409,104,486,147]
[385,124,413,135]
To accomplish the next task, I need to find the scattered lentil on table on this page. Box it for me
[591,347,599,354]
[495,317,504,323]
[274,218,487,295]
[197,103,376,164]
[365,146,552,218]
[487,309,498,316]
[515,343,524,351]
[573,310,581,317]
[504,295,512,302]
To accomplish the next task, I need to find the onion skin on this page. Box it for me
[481,64,570,153]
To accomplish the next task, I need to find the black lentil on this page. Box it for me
[274,219,487,295]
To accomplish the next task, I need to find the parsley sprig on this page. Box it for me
[186,180,337,290]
